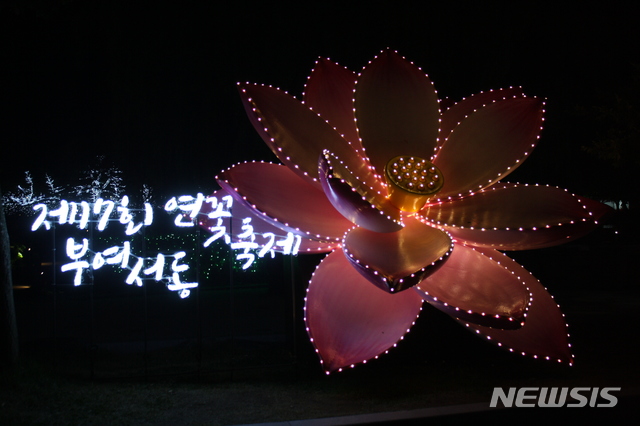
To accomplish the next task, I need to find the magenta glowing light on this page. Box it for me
[217,49,611,373]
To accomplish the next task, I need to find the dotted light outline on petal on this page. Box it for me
[238,83,321,184]
[321,149,403,228]
[301,57,366,158]
[431,96,545,200]
[418,183,602,243]
[216,160,344,246]
[303,249,425,375]
[240,80,389,203]
[457,245,573,366]
[416,241,533,329]
[231,50,591,372]
[353,49,443,189]
[341,225,454,293]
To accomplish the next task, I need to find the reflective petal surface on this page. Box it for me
[238,83,359,186]
[437,87,528,147]
[343,217,453,292]
[458,247,573,364]
[433,97,544,198]
[226,51,608,371]
[415,244,530,329]
[318,152,402,233]
[217,162,353,242]
[420,184,612,250]
[198,188,337,253]
[305,249,424,373]
[355,50,440,176]
[304,58,362,154]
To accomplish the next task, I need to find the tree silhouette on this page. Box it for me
[580,65,640,211]
[0,186,19,371]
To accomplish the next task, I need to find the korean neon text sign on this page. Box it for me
[31,193,301,298]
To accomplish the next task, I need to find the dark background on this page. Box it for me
[2,1,638,202]
[1,3,639,422]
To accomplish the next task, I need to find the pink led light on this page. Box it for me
[221,49,611,373]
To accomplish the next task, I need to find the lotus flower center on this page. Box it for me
[386,156,443,195]
[384,156,443,212]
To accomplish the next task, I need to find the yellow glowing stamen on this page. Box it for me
[385,156,443,212]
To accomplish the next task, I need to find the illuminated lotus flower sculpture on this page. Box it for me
[213,50,610,373]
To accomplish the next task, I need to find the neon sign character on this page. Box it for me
[197,189,331,258]
[31,192,313,297]
[32,195,197,296]
[218,50,611,373]
[164,193,205,227]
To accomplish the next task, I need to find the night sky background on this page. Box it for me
[1,2,640,416]
[2,1,638,203]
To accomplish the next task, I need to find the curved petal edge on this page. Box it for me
[304,248,424,373]
[456,247,573,364]
[343,218,453,293]
[318,151,402,233]
[415,244,532,330]
[217,161,354,242]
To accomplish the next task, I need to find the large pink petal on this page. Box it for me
[415,244,530,329]
[238,83,375,188]
[217,161,353,242]
[304,248,424,373]
[303,58,362,154]
[343,217,453,293]
[420,184,612,250]
[437,87,528,149]
[355,49,440,177]
[198,188,337,254]
[456,247,572,364]
[433,97,544,198]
